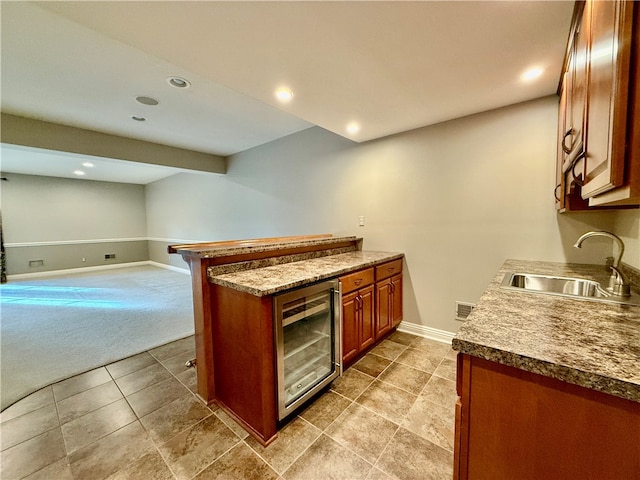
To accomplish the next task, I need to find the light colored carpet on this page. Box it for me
[0,265,194,411]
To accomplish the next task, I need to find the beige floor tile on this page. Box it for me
[23,457,73,480]
[409,337,451,356]
[354,353,392,378]
[330,368,374,400]
[402,397,455,451]
[126,376,192,418]
[387,331,418,346]
[325,403,398,464]
[0,387,54,424]
[282,434,372,480]
[246,417,321,475]
[0,427,66,480]
[421,375,457,408]
[175,367,198,393]
[194,443,279,480]
[366,467,394,480]
[433,358,457,382]
[355,380,417,424]
[0,403,59,451]
[62,398,137,454]
[215,409,250,440]
[395,347,443,374]
[370,340,408,361]
[140,393,212,444]
[158,414,240,480]
[159,352,195,375]
[105,352,158,379]
[149,336,195,362]
[299,390,352,430]
[57,381,123,425]
[375,427,453,480]
[105,450,174,480]
[52,368,112,402]
[114,363,172,397]
[378,362,431,395]
[68,421,155,480]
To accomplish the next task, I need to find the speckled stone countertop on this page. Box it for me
[452,259,640,403]
[209,251,403,297]
[171,235,358,258]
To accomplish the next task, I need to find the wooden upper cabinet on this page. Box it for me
[582,0,633,198]
[556,0,640,208]
[566,4,590,164]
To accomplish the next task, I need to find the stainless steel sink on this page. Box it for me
[500,272,640,306]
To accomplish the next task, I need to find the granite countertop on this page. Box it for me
[209,251,404,296]
[452,259,640,403]
[171,235,358,258]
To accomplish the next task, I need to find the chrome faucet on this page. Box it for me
[574,231,630,297]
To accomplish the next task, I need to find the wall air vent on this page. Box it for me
[455,301,476,321]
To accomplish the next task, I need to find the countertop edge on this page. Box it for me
[210,252,404,296]
[452,259,640,403]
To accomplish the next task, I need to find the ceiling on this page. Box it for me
[0,1,574,184]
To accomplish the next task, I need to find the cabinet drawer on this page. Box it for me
[340,268,374,294]
[375,259,403,281]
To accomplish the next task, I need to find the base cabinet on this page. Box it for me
[340,268,375,365]
[454,353,640,480]
[341,259,403,366]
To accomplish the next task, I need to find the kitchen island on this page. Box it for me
[170,234,404,444]
[452,259,640,480]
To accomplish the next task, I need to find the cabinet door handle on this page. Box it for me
[571,151,586,187]
[354,279,362,286]
[554,184,561,202]
[562,128,574,154]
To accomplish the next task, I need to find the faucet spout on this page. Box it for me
[573,231,625,268]
[573,231,630,297]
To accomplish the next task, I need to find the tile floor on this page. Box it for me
[0,331,457,480]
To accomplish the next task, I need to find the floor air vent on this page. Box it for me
[455,301,475,321]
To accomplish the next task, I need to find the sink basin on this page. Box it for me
[502,273,607,297]
[500,272,640,306]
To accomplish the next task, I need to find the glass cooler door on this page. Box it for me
[274,279,341,420]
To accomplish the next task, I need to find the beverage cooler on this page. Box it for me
[273,279,342,420]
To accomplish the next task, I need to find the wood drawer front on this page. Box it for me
[340,268,374,294]
[375,259,402,281]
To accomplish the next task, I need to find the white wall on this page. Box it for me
[2,173,146,242]
[146,96,628,333]
[1,173,148,274]
[614,209,640,269]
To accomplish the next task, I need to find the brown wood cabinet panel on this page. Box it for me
[340,268,374,294]
[556,0,640,208]
[375,259,402,281]
[454,354,640,480]
[341,290,360,365]
[582,0,633,198]
[211,285,277,444]
[376,273,403,338]
[359,285,375,352]
[376,280,392,338]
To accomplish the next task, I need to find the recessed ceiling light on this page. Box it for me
[136,96,159,106]
[346,122,360,135]
[275,87,294,103]
[521,67,544,82]
[167,76,191,88]
[82,162,94,168]
[73,170,86,176]
[131,116,146,122]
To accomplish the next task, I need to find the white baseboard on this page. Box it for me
[396,321,455,345]
[148,261,190,275]
[6,261,190,280]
